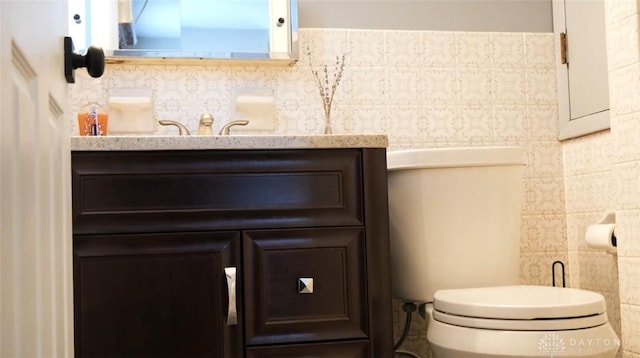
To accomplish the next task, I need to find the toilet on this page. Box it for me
[386,146,619,357]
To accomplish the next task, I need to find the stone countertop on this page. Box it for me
[70,134,388,151]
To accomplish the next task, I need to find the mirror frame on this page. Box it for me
[69,0,298,66]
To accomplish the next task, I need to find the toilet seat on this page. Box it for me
[433,310,608,330]
[433,285,608,331]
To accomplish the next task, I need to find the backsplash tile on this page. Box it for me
[489,32,525,68]
[384,31,421,67]
[456,32,491,67]
[420,32,457,67]
[524,33,556,69]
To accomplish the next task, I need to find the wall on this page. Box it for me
[70,28,565,357]
[298,0,553,32]
[602,0,640,355]
[562,132,621,343]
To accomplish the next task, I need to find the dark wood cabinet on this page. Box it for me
[72,148,392,358]
[74,231,242,358]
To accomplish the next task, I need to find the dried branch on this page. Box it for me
[306,47,346,119]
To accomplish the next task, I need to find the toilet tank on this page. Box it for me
[387,147,526,303]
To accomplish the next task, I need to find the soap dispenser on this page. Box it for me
[77,102,108,136]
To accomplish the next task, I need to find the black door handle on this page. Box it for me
[64,36,105,84]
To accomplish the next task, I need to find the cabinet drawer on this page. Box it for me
[246,340,369,358]
[243,228,368,346]
[72,149,363,234]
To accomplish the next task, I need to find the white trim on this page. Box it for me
[553,0,610,141]
[269,0,292,59]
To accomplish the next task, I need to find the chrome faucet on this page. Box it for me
[158,120,190,135]
[219,120,249,135]
[198,113,214,135]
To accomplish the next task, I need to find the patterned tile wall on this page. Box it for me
[69,29,565,357]
[604,0,640,356]
[562,131,621,347]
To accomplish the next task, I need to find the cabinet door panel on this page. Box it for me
[73,232,242,358]
[244,228,368,346]
[246,340,369,358]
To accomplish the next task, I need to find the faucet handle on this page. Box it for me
[219,120,249,135]
[158,120,190,135]
[198,113,214,135]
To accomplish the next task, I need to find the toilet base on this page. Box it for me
[427,315,620,358]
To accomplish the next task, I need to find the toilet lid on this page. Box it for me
[433,285,606,320]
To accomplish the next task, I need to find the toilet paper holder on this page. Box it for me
[551,260,566,288]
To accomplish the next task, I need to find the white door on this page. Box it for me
[0,1,73,357]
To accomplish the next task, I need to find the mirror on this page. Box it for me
[68,0,298,65]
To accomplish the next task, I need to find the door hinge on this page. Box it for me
[560,32,568,65]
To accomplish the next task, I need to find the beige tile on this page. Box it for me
[457,68,492,104]
[616,161,640,211]
[617,210,640,257]
[421,31,457,68]
[619,257,640,305]
[345,29,383,67]
[523,177,566,215]
[526,104,559,141]
[422,68,457,105]
[423,104,459,144]
[613,112,640,163]
[520,251,569,287]
[489,32,525,68]
[523,33,555,69]
[566,213,600,252]
[456,32,491,68]
[609,64,640,117]
[492,69,526,105]
[528,140,564,179]
[604,0,638,25]
[520,214,567,253]
[606,14,640,71]
[493,105,528,142]
[302,29,348,67]
[525,68,558,105]
[385,67,422,106]
[564,172,616,215]
[457,104,494,143]
[621,304,640,353]
[574,251,619,293]
[603,290,622,338]
[384,30,421,67]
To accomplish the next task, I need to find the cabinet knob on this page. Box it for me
[298,278,313,294]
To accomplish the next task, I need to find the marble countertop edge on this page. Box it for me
[70,134,389,151]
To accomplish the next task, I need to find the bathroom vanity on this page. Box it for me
[70,135,393,358]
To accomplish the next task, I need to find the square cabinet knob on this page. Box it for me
[298,278,313,294]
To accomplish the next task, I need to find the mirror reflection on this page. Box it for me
[70,0,298,63]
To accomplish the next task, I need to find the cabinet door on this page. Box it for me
[73,231,242,358]
[554,0,610,139]
[243,228,368,347]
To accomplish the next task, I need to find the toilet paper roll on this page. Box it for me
[585,223,617,253]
